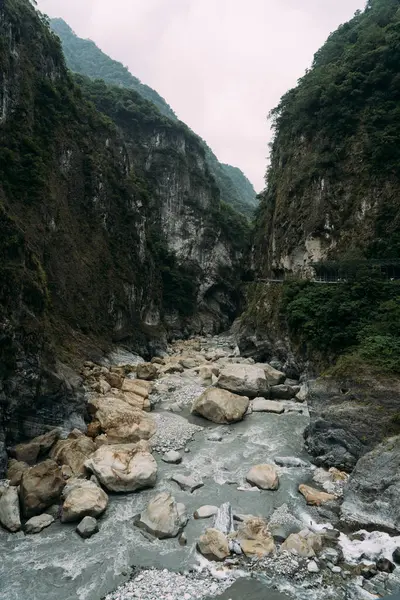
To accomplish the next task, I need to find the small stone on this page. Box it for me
[171,474,204,493]
[162,451,182,464]
[76,516,99,539]
[194,505,218,519]
[307,560,320,573]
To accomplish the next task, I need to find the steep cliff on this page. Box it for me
[0,0,247,459]
[50,18,258,218]
[255,0,400,277]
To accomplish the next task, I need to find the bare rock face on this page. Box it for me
[61,478,108,522]
[0,486,21,532]
[197,528,230,561]
[50,434,96,477]
[20,460,65,518]
[76,516,99,539]
[298,484,336,506]
[246,464,279,490]
[11,429,62,465]
[194,505,218,520]
[217,365,268,398]
[136,492,187,539]
[85,442,157,493]
[88,396,156,444]
[191,388,249,424]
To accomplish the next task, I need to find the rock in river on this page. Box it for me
[246,464,279,490]
[171,474,204,493]
[136,492,187,539]
[341,435,400,533]
[76,516,99,539]
[217,364,268,398]
[236,517,276,558]
[194,505,218,519]
[0,486,21,532]
[25,514,54,534]
[85,442,157,493]
[61,478,108,522]
[197,528,230,561]
[191,387,249,424]
[298,484,336,506]
[20,460,65,518]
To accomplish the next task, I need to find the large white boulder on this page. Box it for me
[85,442,157,493]
[61,478,108,522]
[197,528,230,561]
[217,364,268,398]
[136,492,187,539]
[191,387,249,424]
[246,464,279,490]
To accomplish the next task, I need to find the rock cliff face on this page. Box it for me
[0,0,246,460]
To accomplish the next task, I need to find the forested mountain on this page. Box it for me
[50,18,258,218]
[248,0,400,375]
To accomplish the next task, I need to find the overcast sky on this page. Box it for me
[36,0,365,191]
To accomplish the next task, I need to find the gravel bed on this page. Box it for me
[150,413,203,452]
[104,568,232,600]
[151,380,204,409]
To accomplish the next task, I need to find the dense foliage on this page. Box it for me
[50,18,258,218]
[281,268,400,375]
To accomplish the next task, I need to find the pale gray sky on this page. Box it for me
[37,0,365,191]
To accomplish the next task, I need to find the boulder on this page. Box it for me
[180,359,199,369]
[281,532,323,557]
[121,378,152,397]
[162,451,182,464]
[258,364,286,386]
[217,365,268,398]
[268,504,303,542]
[298,484,336,506]
[197,528,230,561]
[94,379,112,395]
[85,442,157,493]
[191,388,249,424]
[88,395,156,444]
[136,363,158,381]
[11,429,61,465]
[341,436,400,533]
[25,514,54,534]
[50,435,96,477]
[20,460,65,518]
[6,459,29,486]
[61,478,108,522]
[136,492,187,539]
[270,385,298,400]
[171,474,204,493]
[304,419,364,472]
[104,372,123,389]
[252,399,284,414]
[0,486,21,532]
[236,517,275,557]
[274,456,310,468]
[246,464,279,490]
[76,516,99,539]
[194,505,218,519]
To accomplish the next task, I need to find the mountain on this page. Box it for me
[50,18,258,218]
[0,0,248,463]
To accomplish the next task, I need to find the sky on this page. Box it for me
[36,0,365,192]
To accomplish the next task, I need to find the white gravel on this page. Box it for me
[104,568,232,600]
[150,413,203,452]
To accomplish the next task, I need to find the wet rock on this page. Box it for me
[274,456,310,468]
[61,478,108,522]
[197,528,230,561]
[136,492,187,539]
[281,531,323,557]
[171,474,204,493]
[268,504,303,542]
[179,532,187,546]
[393,547,400,564]
[136,363,158,381]
[376,558,395,573]
[213,502,234,535]
[20,460,65,518]
[207,432,223,442]
[0,486,21,532]
[251,399,284,414]
[88,395,156,444]
[191,387,249,424]
[304,419,364,472]
[194,505,218,519]
[76,516,99,539]
[298,484,336,506]
[257,363,286,386]
[236,517,276,557]
[25,514,54,534]
[341,435,400,532]
[85,442,157,493]
[50,435,96,477]
[246,464,279,490]
[6,459,29,486]
[11,429,62,465]
[162,451,182,464]
[307,560,320,573]
[270,385,298,400]
[217,364,268,398]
